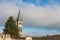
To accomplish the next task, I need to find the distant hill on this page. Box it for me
[32,35,60,40]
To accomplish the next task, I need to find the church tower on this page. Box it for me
[17,9,23,37]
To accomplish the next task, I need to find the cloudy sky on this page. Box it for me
[0,0,60,36]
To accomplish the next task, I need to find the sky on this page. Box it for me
[0,0,60,36]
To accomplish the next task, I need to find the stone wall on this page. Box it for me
[0,34,11,40]
[0,34,33,40]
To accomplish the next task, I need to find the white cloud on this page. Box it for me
[21,3,60,27]
[0,1,60,29]
[0,2,19,26]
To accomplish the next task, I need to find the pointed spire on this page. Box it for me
[17,9,22,21]
[18,9,20,19]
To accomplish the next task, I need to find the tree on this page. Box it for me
[3,16,19,39]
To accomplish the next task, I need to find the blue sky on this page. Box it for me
[0,0,60,36]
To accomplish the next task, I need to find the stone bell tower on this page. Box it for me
[17,9,24,37]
